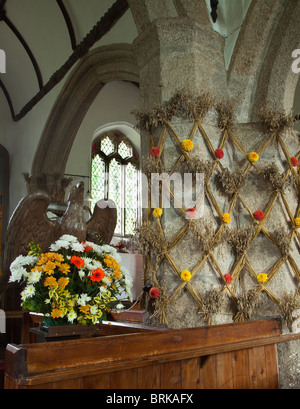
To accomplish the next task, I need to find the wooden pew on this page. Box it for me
[5,318,298,389]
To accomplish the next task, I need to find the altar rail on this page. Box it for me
[4,318,299,389]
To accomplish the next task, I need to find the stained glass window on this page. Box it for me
[91,133,139,237]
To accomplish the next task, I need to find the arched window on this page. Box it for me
[91,132,140,237]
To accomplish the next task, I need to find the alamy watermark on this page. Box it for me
[97,172,205,219]
[292,49,300,74]
[0,309,5,333]
[0,49,6,74]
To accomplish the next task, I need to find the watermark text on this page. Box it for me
[0,309,5,333]
[0,49,6,74]
[292,49,300,74]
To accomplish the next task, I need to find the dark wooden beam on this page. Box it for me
[1,11,43,90]
[5,0,129,122]
[56,0,77,50]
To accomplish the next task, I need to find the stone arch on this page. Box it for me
[227,0,287,122]
[31,44,139,179]
[250,0,300,119]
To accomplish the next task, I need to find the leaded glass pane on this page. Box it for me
[125,162,138,235]
[91,155,106,210]
[108,159,122,235]
[101,136,115,156]
[118,141,132,159]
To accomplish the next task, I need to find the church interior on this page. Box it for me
[0,0,300,390]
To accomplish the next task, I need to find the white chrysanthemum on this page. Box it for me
[77,293,91,306]
[67,311,77,323]
[9,266,28,283]
[10,255,38,270]
[116,303,125,310]
[49,239,69,251]
[78,269,85,279]
[90,305,98,315]
[71,242,85,252]
[102,276,111,286]
[60,234,78,243]
[81,257,94,270]
[27,269,42,284]
[21,285,35,300]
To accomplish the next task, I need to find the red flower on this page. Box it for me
[253,210,265,221]
[291,157,299,167]
[215,148,224,159]
[70,256,85,268]
[149,287,160,300]
[224,274,232,284]
[186,208,197,219]
[90,268,105,282]
[84,245,93,252]
[150,147,160,158]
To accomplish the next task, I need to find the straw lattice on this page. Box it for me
[135,96,300,328]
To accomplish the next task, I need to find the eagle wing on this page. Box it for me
[0,191,56,293]
[86,199,117,244]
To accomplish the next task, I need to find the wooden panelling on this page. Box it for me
[111,368,138,389]
[232,349,250,389]
[216,352,234,389]
[4,319,289,389]
[160,361,182,389]
[137,365,160,389]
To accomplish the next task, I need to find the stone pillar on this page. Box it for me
[129,0,300,334]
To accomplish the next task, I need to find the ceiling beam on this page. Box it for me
[56,0,77,50]
[3,0,129,122]
[0,4,43,90]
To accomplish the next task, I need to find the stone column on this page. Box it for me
[129,0,300,333]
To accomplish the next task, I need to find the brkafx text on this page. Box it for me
[106,393,194,406]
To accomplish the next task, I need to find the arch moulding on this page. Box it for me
[31,44,139,179]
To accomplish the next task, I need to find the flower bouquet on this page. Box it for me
[9,235,133,327]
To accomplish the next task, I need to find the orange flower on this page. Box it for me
[47,252,64,263]
[43,261,56,275]
[114,267,121,280]
[51,309,63,319]
[84,245,93,252]
[59,263,71,275]
[44,276,57,287]
[70,256,85,268]
[58,277,69,289]
[90,268,105,282]
[37,254,49,265]
[79,305,90,314]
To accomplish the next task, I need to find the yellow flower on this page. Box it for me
[153,208,163,218]
[257,273,268,284]
[58,277,69,289]
[37,254,49,265]
[222,213,231,224]
[248,152,259,163]
[295,218,300,228]
[46,252,64,263]
[181,270,192,281]
[51,308,63,319]
[59,263,71,275]
[44,276,57,287]
[181,139,194,152]
[43,261,56,275]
